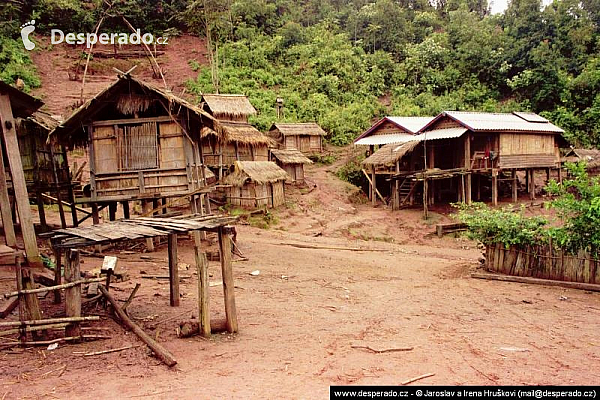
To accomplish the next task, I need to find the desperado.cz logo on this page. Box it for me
[19,20,168,50]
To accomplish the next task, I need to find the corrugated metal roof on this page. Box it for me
[413,127,467,141]
[442,111,564,133]
[354,133,416,145]
[512,112,548,123]
[386,116,435,134]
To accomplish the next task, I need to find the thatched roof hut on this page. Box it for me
[222,161,288,208]
[201,94,256,122]
[564,148,600,171]
[268,122,326,154]
[362,141,420,168]
[270,149,312,184]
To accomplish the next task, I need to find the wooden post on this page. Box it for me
[65,249,81,338]
[394,161,400,210]
[35,191,47,231]
[546,168,550,183]
[194,240,210,337]
[0,94,41,266]
[0,138,16,246]
[67,185,78,227]
[558,166,563,183]
[168,233,179,307]
[529,169,536,200]
[108,202,117,221]
[460,174,466,204]
[465,173,472,205]
[525,170,529,193]
[142,201,154,252]
[53,246,62,304]
[50,147,67,229]
[512,169,518,203]
[491,170,498,206]
[121,201,130,219]
[423,178,428,220]
[21,269,42,323]
[371,168,376,206]
[218,227,238,333]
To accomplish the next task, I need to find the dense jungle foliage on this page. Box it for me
[1,0,600,146]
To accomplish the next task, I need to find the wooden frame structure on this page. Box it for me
[268,122,326,154]
[51,74,220,225]
[222,161,288,208]
[360,112,566,215]
[563,148,600,175]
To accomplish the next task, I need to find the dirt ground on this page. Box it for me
[1,150,600,400]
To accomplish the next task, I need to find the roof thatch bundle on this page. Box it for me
[270,149,313,164]
[223,161,288,186]
[270,123,326,136]
[202,94,256,119]
[201,121,273,146]
[362,141,420,167]
[565,148,600,170]
[116,93,154,115]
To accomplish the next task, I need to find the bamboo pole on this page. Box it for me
[4,277,105,299]
[0,316,100,327]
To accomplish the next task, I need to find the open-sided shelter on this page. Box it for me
[268,123,326,154]
[222,161,288,208]
[269,148,313,184]
[51,74,218,220]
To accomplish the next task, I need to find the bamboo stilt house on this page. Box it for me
[269,149,312,184]
[51,74,218,203]
[222,161,288,208]
[268,123,326,154]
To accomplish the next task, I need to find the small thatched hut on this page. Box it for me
[564,148,600,175]
[201,94,257,123]
[270,149,312,184]
[222,161,288,208]
[268,123,326,154]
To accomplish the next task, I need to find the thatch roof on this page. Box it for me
[223,161,288,186]
[362,141,420,167]
[564,148,600,169]
[25,110,60,131]
[270,123,326,136]
[270,149,313,165]
[202,94,256,119]
[52,75,220,147]
[0,81,43,118]
[201,121,273,146]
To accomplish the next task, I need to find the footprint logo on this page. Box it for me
[20,20,36,51]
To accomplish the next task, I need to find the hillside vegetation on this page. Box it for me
[1,0,599,146]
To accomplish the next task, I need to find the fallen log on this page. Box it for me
[277,242,387,252]
[471,272,600,292]
[99,286,177,367]
[177,319,229,338]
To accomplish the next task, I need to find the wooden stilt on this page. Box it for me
[22,269,42,323]
[0,136,16,246]
[53,247,62,304]
[371,168,376,206]
[460,174,466,203]
[36,191,47,231]
[491,170,498,206]
[142,201,154,252]
[68,185,78,227]
[65,249,81,338]
[558,166,563,183]
[0,94,41,266]
[108,202,117,221]
[477,174,481,201]
[512,169,518,203]
[168,234,179,307]
[121,201,130,219]
[423,178,428,220]
[162,198,168,215]
[194,240,210,337]
[91,203,101,253]
[525,170,529,193]
[529,169,536,200]
[546,168,550,183]
[466,173,472,205]
[218,227,237,333]
[50,148,67,229]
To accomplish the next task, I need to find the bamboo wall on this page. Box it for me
[90,120,200,200]
[486,243,600,284]
[17,123,69,186]
[284,135,321,153]
[500,134,555,155]
[226,181,285,208]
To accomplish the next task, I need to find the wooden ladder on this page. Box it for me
[398,179,417,207]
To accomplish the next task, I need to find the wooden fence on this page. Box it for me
[486,243,600,284]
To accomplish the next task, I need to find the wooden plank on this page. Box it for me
[54,227,110,242]
[65,249,82,338]
[168,234,179,307]
[0,94,40,266]
[91,115,176,127]
[219,227,238,333]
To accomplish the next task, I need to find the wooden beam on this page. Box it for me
[491,170,498,206]
[91,115,176,127]
[529,169,536,200]
[142,201,154,252]
[218,227,238,333]
[361,169,386,205]
[465,173,472,205]
[371,168,376,206]
[512,169,518,203]
[0,135,16,246]
[168,233,179,307]
[471,272,600,292]
[65,249,82,338]
[423,178,428,220]
[0,94,40,266]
